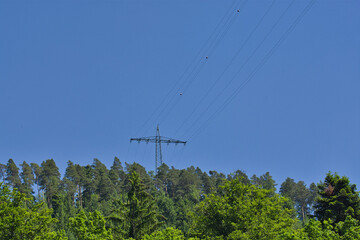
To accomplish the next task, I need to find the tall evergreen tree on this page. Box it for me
[228,170,251,185]
[39,159,61,208]
[109,157,125,194]
[92,158,114,201]
[30,162,42,200]
[155,163,170,194]
[19,161,34,197]
[280,178,319,222]
[0,163,6,181]
[125,162,153,190]
[64,161,85,207]
[314,172,360,223]
[5,159,22,190]
[251,172,277,193]
[126,171,163,239]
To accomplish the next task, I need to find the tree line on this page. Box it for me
[0,157,360,239]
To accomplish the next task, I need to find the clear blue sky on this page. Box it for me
[1,0,359,188]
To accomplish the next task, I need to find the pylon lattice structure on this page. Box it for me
[130,125,187,172]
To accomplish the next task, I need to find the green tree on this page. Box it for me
[123,171,163,239]
[0,182,67,240]
[109,157,125,194]
[31,162,42,199]
[314,172,360,223]
[92,158,114,201]
[174,167,201,204]
[280,178,319,223]
[20,161,35,197]
[189,178,295,239]
[251,172,277,193]
[39,159,61,208]
[64,161,85,207]
[5,159,21,190]
[155,163,170,194]
[69,210,113,240]
[156,190,177,227]
[125,162,153,190]
[142,227,185,240]
[0,163,6,181]
[227,170,250,185]
[335,215,360,239]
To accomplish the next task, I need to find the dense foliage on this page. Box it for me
[0,158,359,239]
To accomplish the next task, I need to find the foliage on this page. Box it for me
[5,159,21,190]
[0,182,67,240]
[280,177,318,222]
[189,178,296,239]
[19,161,35,197]
[107,171,163,239]
[69,209,113,240]
[126,171,163,239]
[314,172,360,223]
[2,158,360,239]
[39,159,61,208]
[142,227,185,240]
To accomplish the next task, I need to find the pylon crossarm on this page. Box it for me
[130,137,186,145]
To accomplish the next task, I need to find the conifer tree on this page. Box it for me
[92,158,114,201]
[315,172,360,223]
[251,172,277,193]
[30,162,42,200]
[126,171,163,239]
[64,161,85,207]
[0,163,6,181]
[5,159,22,190]
[39,159,61,208]
[109,157,125,194]
[20,161,34,197]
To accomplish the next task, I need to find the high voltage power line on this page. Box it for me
[156,1,248,126]
[130,0,316,165]
[154,0,248,128]
[173,0,277,137]
[178,0,296,139]
[186,0,317,141]
[134,0,247,136]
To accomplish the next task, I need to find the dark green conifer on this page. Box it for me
[315,172,360,223]
[19,161,34,197]
[5,159,22,190]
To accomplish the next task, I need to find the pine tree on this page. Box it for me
[64,161,85,207]
[0,163,6,181]
[251,172,277,193]
[5,159,22,190]
[39,159,61,208]
[19,161,34,197]
[92,158,114,201]
[109,157,125,195]
[30,163,42,200]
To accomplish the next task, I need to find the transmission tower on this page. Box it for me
[130,125,187,172]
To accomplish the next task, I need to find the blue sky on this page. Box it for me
[1,0,359,188]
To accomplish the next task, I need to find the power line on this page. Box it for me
[186,0,316,141]
[155,0,248,127]
[181,0,296,139]
[135,0,246,136]
[174,0,276,136]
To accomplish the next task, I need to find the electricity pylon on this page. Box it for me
[130,125,187,172]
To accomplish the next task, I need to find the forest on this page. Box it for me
[1,157,360,239]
